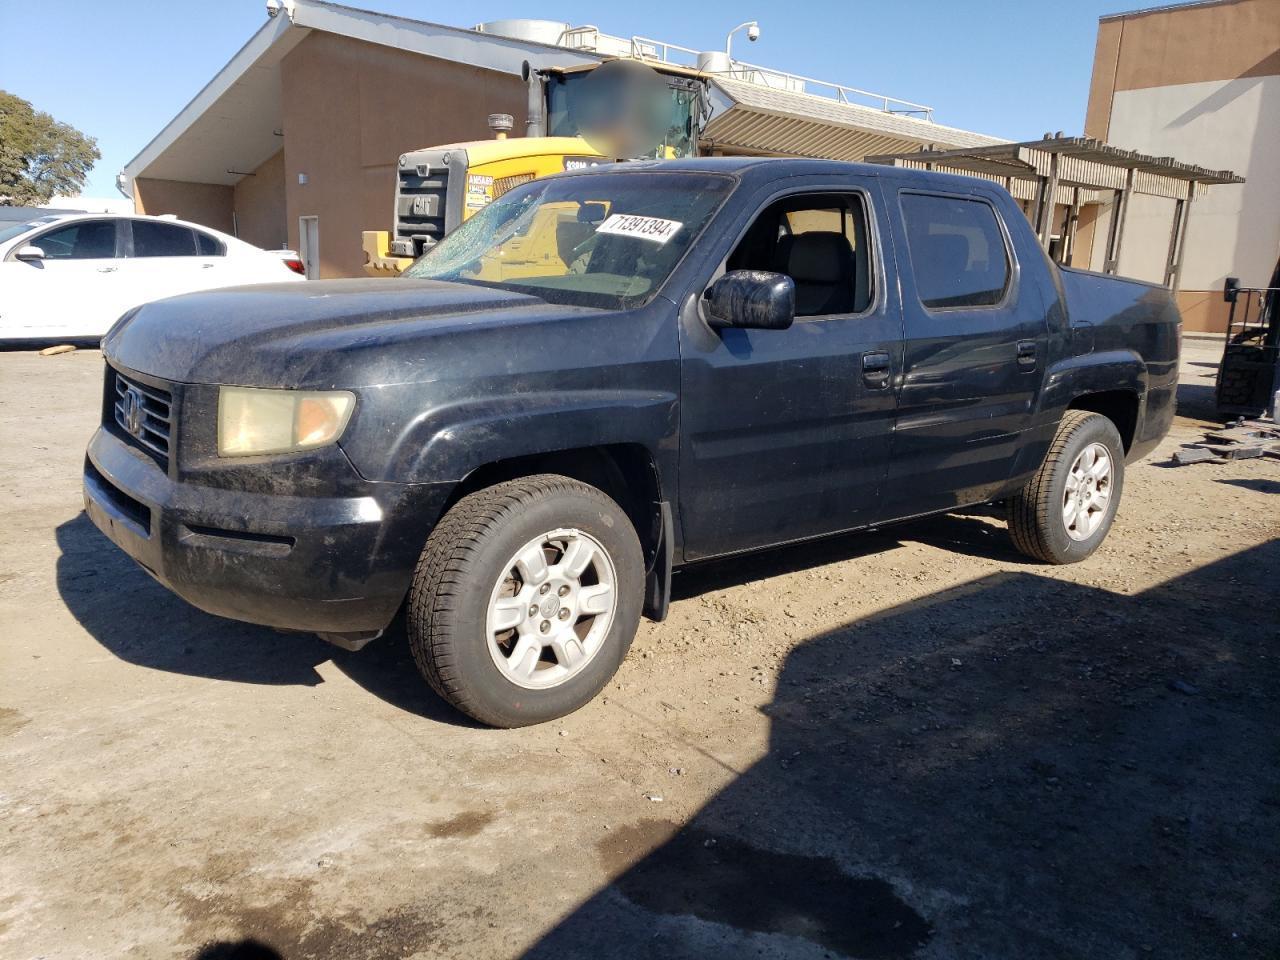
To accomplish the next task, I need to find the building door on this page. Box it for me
[298,216,319,279]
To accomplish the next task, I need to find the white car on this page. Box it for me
[0,213,307,344]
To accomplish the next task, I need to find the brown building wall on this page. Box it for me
[232,150,287,250]
[279,32,529,278]
[1086,0,1280,139]
[1070,203,1102,271]
[1176,290,1232,335]
[1084,18,1124,140]
[133,178,234,233]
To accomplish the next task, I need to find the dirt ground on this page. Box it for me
[0,337,1277,960]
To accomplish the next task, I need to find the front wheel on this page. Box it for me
[407,475,644,727]
[1008,410,1125,564]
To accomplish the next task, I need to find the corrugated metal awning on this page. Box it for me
[702,76,1005,161]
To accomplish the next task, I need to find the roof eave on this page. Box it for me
[121,0,605,186]
[122,13,297,183]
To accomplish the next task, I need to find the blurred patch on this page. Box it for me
[570,61,678,159]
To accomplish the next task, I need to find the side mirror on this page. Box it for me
[1224,276,1239,303]
[14,244,45,261]
[704,270,795,331]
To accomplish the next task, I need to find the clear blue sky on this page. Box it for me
[0,0,1130,197]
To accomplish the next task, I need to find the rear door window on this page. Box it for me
[900,193,1010,309]
[194,230,225,256]
[29,220,119,259]
[131,220,198,257]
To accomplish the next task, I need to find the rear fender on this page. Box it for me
[1040,349,1147,412]
[1010,350,1147,479]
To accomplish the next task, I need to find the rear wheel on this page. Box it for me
[407,474,643,727]
[1009,410,1125,564]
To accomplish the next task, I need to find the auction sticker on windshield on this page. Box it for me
[596,214,683,245]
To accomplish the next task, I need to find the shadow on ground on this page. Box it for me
[672,507,1028,603]
[53,513,1280,959]
[1219,477,1280,495]
[1176,375,1225,423]
[55,509,1011,721]
[524,541,1280,960]
[191,941,283,960]
[52,512,463,723]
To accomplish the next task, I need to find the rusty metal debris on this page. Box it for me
[1171,417,1280,465]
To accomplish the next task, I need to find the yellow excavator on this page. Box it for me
[361,59,705,276]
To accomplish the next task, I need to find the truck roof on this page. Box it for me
[560,155,1001,192]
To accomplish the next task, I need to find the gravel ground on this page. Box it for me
[0,337,1276,960]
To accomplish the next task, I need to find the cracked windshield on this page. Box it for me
[403,172,732,308]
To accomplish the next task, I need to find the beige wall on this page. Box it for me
[1111,78,1279,289]
[1081,0,1280,333]
[133,178,234,233]
[232,150,287,250]
[279,32,528,278]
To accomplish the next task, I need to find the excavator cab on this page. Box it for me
[362,58,705,277]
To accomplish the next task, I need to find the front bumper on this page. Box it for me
[83,427,452,635]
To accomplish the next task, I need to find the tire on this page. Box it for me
[1008,411,1125,564]
[407,474,644,728]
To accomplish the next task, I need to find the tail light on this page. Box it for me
[282,256,305,276]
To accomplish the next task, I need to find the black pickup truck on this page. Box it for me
[84,158,1179,726]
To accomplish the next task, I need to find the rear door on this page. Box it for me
[882,185,1049,514]
[677,179,903,560]
[117,219,215,307]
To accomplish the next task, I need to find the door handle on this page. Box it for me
[97,266,118,273]
[1016,340,1038,370]
[861,351,892,389]
[201,262,216,269]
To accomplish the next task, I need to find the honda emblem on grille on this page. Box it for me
[121,385,146,439]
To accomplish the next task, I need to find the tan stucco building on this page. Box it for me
[124,5,586,278]
[1082,0,1280,332]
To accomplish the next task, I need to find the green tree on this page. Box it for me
[0,91,100,206]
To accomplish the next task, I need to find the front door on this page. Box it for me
[881,186,1049,515]
[1,218,126,340]
[678,182,903,560]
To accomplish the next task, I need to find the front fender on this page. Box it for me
[345,388,677,485]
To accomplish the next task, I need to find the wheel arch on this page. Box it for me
[1066,389,1140,452]
[442,443,673,620]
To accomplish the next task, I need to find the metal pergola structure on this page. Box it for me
[865,136,1244,292]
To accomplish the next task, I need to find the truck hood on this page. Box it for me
[103,278,566,387]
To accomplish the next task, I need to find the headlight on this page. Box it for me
[217,387,355,457]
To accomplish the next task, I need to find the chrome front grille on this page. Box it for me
[111,370,172,469]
